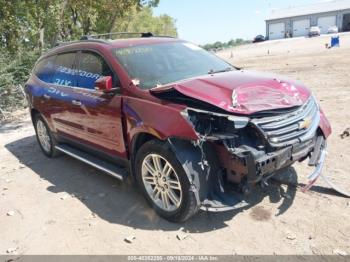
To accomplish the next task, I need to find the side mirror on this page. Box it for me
[95,76,113,92]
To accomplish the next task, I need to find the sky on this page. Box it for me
[153,0,328,44]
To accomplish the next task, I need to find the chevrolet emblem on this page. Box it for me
[298,117,312,130]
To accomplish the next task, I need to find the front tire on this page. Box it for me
[135,140,199,222]
[34,114,59,158]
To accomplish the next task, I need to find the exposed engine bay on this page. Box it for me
[152,86,341,211]
[174,97,328,210]
[183,106,321,181]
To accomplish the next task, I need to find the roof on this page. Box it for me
[45,37,180,57]
[108,37,180,48]
[267,0,350,21]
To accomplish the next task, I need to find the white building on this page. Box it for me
[266,0,350,40]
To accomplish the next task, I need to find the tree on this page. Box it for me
[113,7,177,37]
[0,0,165,52]
[0,0,177,115]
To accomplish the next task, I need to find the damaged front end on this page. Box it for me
[171,96,328,211]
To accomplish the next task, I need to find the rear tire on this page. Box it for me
[34,114,59,158]
[135,140,199,222]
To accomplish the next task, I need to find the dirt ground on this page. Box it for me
[1,34,350,255]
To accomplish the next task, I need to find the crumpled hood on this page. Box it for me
[150,70,311,115]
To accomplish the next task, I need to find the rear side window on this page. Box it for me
[51,52,77,87]
[34,57,55,83]
[76,51,114,89]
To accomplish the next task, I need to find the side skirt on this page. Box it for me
[55,144,128,181]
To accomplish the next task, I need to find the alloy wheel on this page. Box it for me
[141,154,182,212]
[36,119,51,153]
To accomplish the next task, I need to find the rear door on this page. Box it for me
[48,52,82,135]
[28,56,57,127]
[68,50,126,158]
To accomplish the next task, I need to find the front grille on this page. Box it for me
[252,98,320,148]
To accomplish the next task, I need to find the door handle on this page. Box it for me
[72,100,82,106]
[43,94,51,100]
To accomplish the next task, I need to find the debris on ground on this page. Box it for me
[286,231,296,240]
[6,247,18,254]
[340,128,350,139]
[85,212,97,220]
[6,211,15,216]
[124,235,136,243]
[176,227,189,241]
[333,249,347,256]
[88,221,97,227]
[98,193,106,198]
[59,193,70,200]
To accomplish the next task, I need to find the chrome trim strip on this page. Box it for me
[299,112,320,142]
[256,98,316,128]
[252,97,320,147]
[55,145,124,181]
[253,97,313,125]
[200,201,249,212]
[307,148,327,181]
[320,173,350,197]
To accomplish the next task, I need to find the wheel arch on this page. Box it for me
[129,132,163,176]
[30,108,56,134]
[30,108,40,124]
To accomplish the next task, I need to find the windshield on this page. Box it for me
[113,42,235,89]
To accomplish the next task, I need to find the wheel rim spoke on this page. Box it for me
[152,155,162,172]
[167,190,180,207]
[168,179,181,190]
[144,160,156,175]
[162,162,172,177]
[161,191,170,209]
[153,187,160,198]
[143,175,156,185]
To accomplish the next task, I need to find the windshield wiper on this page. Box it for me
[208,67,233,74]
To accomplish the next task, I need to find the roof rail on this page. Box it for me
[54,38,110,47]
[54,32,175,47]
[80,32,156,40]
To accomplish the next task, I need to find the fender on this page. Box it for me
[122,96,198,148]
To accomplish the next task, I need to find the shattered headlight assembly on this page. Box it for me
[180,107,250,135]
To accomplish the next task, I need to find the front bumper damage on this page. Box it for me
[170,134,331,212]
[171,98,347,212]
[302,136,327,192]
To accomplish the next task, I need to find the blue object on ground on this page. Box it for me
[331,36,340,47]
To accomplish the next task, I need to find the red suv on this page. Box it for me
[25,33,331,222]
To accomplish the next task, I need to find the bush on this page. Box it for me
[0,49,40,118]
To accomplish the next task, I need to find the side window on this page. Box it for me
[76,51,117,89]
[51,52,77,87]
[33,56,55,83]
